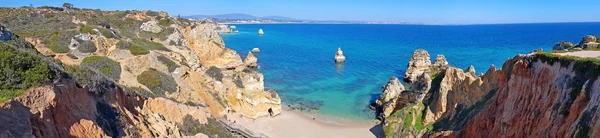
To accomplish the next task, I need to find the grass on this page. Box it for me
[145,10,159,16]
[157,55,179,72]
[136,68,177,96]
[81,56,121,81]
[128,45,150,55]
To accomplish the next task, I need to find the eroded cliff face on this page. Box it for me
[378,49,600,138]
[0,7,281,137]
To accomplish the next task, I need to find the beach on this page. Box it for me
[226,110,383,138]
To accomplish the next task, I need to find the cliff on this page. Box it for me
[377,49,600,138]
[0,7,280,137]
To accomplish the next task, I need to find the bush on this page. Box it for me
[77,39,97,53]
[179,115,235,138]
[128,45,149,55]
[205,66,223,82]
[157,55,179,72]
[124,86,155,98]
[80,25,95,34]
[145,11,159,16]
[81,56,121,81]
[47,32,72,53]
[139,27,174,41]
[132,38,169,51]
[158,18,171,26]
[98,28,117,39]
[116,40,131,49]
[136,68,176,96]
[0,41,54,102]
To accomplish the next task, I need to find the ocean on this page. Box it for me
[221,23,600,122]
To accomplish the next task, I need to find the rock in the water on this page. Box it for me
[244,51,258,68]
[552,41,575,50]
[334,47,346,63]
[258,29,264,35]
[230,25,237,29]
[140,21,163,33]
[251,48,260,53]
[0,25,13,41]
[404,49,431,83]
[578,35,600,49]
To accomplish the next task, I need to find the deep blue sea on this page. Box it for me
[221,23,600,122]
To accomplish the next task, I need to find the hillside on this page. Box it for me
[0,6,280,137]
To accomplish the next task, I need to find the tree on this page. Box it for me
[62,3,73,9]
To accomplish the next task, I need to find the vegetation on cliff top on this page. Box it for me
[179,115,236,138]
[0,38,55,102]
[533,52,600,115]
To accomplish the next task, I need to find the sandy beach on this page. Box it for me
[557,51,600,58]
[225,110,383,138]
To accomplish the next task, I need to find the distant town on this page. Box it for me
[185,13,411,24]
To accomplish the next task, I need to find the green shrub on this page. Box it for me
[157,55,179,72]
[179,115,235,138]
[128,45,150,55]
[44,13,54,18]
[0,42,54,102]
[81,56,121,80]
[98,28,117,39]
[124,86,155,98]
[77,39,97,53]
[47,32,72,53]
[80,25,95,34]
[158,18,171,26]
[132,38,169,51]
[145,11,159,16]
[48,42,70,53]
[136,68,176,96]
[139,27,174,41]
[205,66,223,82]
[116,40,131,49]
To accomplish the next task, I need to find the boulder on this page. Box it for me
[244,52,258,68]
[552,41,574,50]
[258,29,264,35]
[579,35,597,45]
[334,47,346,63]
[140,21,163,33]
[251,48,260,53]
[404,49,431,83]
[0,25,13,41]
[229,25,237,29]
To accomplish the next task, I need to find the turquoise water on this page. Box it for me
[222,23,600,121]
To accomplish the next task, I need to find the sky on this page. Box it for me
[2,0,600,24]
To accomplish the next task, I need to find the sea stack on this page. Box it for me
[335,47,346,63]
[252,48,260,53]
[258,29,264,35]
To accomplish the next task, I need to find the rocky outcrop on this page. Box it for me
[244,52,258,68]
[579,35,600,49]
[258,29,264,35]
[379,49,600,138]
[553,41,575,50]
[335,47,346,63]
[140,21,163,33]
[375,76,405,118]
[465,65,476,77]
[432,54,448,67]
[0,25,12,41]
[404,49,432,83]
[187,23,243,69]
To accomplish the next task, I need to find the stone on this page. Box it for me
[251,48,260,53]
[579,35,597,45]
[0,25,13,41]
[244,52,258,68]
[229,25,236,29]
[432,54,448,67]
[258,29,264,35]
[140,21,163,33]
[552,41,574,50]
[404,49,431,83]
[376,76,405,107]
[334,47,346,63]
[466,65,476,77]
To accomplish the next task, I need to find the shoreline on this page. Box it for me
[226,109,383,138]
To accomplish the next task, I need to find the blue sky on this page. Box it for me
[2,0,600,24]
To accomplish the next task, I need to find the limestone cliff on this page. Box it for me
[377,49,600,138]
[0,7,281,137]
